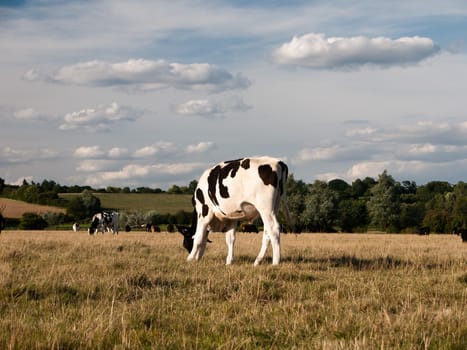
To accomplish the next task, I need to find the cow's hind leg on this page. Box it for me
[256,212,281,265]
[254,231,270,266]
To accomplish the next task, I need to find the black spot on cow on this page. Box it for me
[208,159,243,205]
[208,165,221,205]
[241,158,250,169]
[196,188,209,217]
[258,164,278,188]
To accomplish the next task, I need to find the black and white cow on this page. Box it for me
[88,211,119,235]
[178,156,289,265]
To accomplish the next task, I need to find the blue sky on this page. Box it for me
[1,0,467,189]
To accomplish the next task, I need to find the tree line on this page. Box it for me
[1,172,467,233]
[285,171,467,233]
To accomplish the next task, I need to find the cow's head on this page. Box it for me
[88,215,100,235]
[177,209,212,252]
[177,224,195,252]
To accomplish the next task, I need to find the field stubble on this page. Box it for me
[0,231,466,349]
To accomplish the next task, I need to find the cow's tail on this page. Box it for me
[278,160,299,234]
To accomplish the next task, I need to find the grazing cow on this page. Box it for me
[453,228,467,242]
[241,223,259,233]
[72,222,80,232]
[178,156,289,265]
[418,226,430,235]
[88,211,119,235]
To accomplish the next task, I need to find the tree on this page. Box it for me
[167,185,182,194]
[285,174,308,230]
[19,212,47,230]
[451,182,467,230]
[300,180,337,232]
[66,190,101,221]
[338,198,368,232]
[367,171,400,232]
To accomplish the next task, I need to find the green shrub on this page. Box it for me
[19,212,48,230]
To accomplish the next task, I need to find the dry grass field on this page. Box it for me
[0,231,466,349]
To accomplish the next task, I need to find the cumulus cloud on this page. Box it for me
[346,160,430,180]
[59,102,141,132]
[14,108,56,122]
[133,146,159,158]
[27,59,251,93]
[272,33,439,69]
[294,143,377,163]
[174,96,252,118]
[175,100,221,117]
[293,118,467,184]
[108,147,129,158]
[0,146,58,164]
[74,146,105,158]
[133,141,177,158]
[186,141,215,153]
[76,159,114,172]
[83,162,206,187]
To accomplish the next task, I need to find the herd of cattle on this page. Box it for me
[0,157,466,265]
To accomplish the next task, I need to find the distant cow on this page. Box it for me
[453,228,467,242]
[241,223,259,233]
[88,211,119,235]
[72,223,80,232]
[178,156,290,265]
[418,226,430,235]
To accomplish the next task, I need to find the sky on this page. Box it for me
[1,0,467,190]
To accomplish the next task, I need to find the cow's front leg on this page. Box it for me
[188,221,209,261]
[224,222,237,265]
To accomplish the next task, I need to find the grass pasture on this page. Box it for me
[0,231,466,349]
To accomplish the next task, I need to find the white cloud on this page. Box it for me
[73,146,105,158]
[0,146,58,164]
[133,142,177,158]
[133,146,159,158]
[76,159,113,172]
[272,33,439,69]
[83,162,206,187]
[346,160,430,180]
[108,147,129,158]
[59,102,141,132]
[28,59,251,93]
[186,141,215,153]
[175,100,221,117]
[14,108,55,122]
[175,96,252,118]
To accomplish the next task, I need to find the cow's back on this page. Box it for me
[197,157,287,220]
